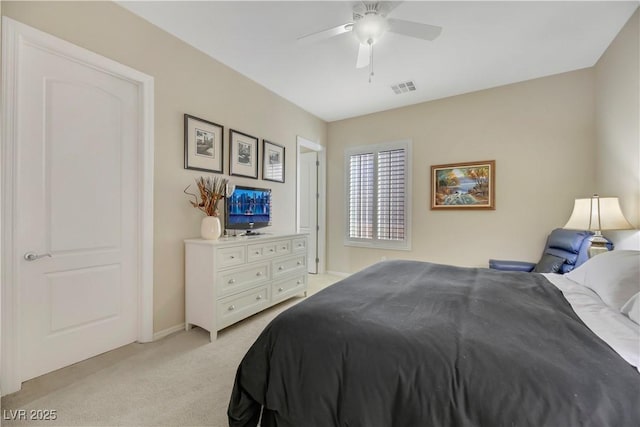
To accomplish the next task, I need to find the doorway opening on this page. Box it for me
[296,136,326,274]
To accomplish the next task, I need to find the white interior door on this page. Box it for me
[300,151,318,274]
[16,29,140,381]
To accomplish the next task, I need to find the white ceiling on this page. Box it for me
[119,1,639,122]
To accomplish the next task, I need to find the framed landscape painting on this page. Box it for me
[229,129,259,179]
[431,160,495,210]
[184,114,223,173]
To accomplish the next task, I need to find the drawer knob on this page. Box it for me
[282,246,286,250]
[255,251,260,255]
[270,249,274,252]
[256,295,263,300]
[278,266,284,271]
[297,261,302,265]
[297,280,301,285]
[228,305,235,311]
[298,244,303,247]
[230,255,235,259]
[256,271,263,277]
[228,278,235,284]
[278,287,284,292]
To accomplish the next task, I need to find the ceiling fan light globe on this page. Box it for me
[354,14,388,45]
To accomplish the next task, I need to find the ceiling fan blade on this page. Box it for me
[387,18,442,41]
[297,23,353,45]
[356,43,369,69]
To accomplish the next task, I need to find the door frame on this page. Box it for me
[0,17,155,395]
[296,136,326,274]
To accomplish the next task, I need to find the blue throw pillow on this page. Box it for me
[533,254,566,273]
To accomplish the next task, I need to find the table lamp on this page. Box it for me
[563,194,634,257]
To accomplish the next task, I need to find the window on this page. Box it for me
[345,140,411,250]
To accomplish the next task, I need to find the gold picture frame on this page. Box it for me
[431,160,495,210]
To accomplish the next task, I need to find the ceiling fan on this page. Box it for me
[297,1,442,82]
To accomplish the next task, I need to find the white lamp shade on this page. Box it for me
[354,14,389,45]
[564,197,634,231]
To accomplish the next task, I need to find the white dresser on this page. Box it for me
[184,233,308,340]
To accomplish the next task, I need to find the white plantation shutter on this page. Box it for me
[349,153,374,239]
[345,141,411,250]
[377,149,405,241]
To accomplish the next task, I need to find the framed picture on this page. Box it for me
[229,129,259,179]
[262,140,285,183]
[184,114,223,173]
[431,160,495,210]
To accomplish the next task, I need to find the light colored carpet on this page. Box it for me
[1,274,344,427]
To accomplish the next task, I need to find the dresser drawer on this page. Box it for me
[272,275,306,303]
[275,240,291,255]
[217,286,270,330]
[217,262,270,297]
[216,246,246,269]
[247,242,277,262]
[273,254,306,278]
[292,237,307,253]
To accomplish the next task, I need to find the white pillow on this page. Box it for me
[621,293,639,324]
[565,250,640,311]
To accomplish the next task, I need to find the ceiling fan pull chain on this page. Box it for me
[369,40,374,83]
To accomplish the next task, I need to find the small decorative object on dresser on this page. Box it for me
[200,216,222,240]
[184,233,309,341]
[184,176,229,240]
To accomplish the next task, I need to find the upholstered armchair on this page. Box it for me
[489,228,613,274]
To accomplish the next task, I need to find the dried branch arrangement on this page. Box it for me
[184,176,229,217]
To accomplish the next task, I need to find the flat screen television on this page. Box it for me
[225,186,272,234]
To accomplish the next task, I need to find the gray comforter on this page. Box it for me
[228,260,640,427]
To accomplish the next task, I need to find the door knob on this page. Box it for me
[24,252,52,261]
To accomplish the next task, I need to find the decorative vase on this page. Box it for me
[201,215,221,240]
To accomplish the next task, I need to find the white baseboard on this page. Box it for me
[326,270,351,278]
[152,323,185,341]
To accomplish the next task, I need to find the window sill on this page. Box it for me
[343,239,411,251]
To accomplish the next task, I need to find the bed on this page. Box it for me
[228,250,640,427]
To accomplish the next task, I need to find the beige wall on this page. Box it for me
[1,1,327,333]
[327,70,596,274]
[595,9,640,250]
[4,1,636,332]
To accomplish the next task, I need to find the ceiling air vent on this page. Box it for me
[391,80,416,95]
